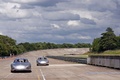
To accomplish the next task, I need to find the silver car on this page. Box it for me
[11,58,31,72]
[36,56,49,66]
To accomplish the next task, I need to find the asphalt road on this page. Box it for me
[0,49,120,80]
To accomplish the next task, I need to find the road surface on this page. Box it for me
[0,49,120,80]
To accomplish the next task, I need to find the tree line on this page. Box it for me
[0,35,91,56]
[92,27,120,53]
[1,27,118,56]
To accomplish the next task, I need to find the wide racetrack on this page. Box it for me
[0,49,120,80]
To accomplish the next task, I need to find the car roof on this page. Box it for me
[39,56,46,58]
[15,58,28,60]
[38,56,48,59]
[39,56,47,58]
[15,58,27,59]
[13,58,29,63]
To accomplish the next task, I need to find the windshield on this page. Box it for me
[38,57,47,60]
[14,59,28,63]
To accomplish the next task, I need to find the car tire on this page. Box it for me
[29,70,32,73]
[11,70,14,73]
[37,64,39,66]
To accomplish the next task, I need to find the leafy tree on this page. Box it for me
[92,38,101,52]
[116,36,120,49]
[0,35,17,56]
[92,27,118,52]
[99,27,117,51]
[106,27,113,32]
[0,43,8,56]
[0,35,16,46]
[0,34,91,56]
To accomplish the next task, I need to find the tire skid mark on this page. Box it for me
[1,73,13,80]
[35,69,41,80]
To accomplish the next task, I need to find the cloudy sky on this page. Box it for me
[0,0,120,44]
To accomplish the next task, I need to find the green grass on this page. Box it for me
[102,50,120,55]
[64,50,120,58]
[64,54,88,58]
[84,50,120,56]
[78,55,88,58]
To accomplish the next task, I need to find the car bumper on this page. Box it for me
[11,67,31,72]
[37,62,49,66]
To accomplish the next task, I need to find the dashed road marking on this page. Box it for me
[39,69,46,80]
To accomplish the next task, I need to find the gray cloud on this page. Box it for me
[80,18,96,25]
[0,0,120,44]
[43,12,80,21]
[30,0,68,7]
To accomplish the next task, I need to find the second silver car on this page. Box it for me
[36,56,49,66]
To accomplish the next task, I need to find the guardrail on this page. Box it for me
[47,56,87,64]
[87,55,120,69]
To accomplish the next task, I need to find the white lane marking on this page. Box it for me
[49,64,87,67]
[39,69,46,80]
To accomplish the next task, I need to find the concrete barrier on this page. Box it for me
[47,56,87,64]
[87,55,120,69]
[87,57,91,64]
[114,56,120,68]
